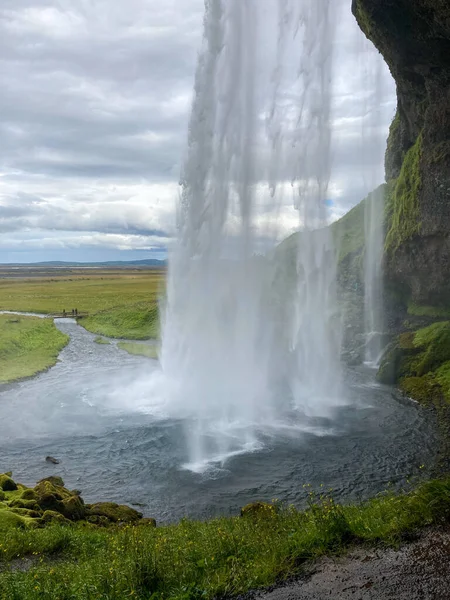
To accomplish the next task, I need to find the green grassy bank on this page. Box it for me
[0,316,69,384]
[117,341,159,359]
[1,476,450,600]
[82,302,160,340]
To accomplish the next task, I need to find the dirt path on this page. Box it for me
[251,529,450,600]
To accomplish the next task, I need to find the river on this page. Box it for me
[0,318,438,522]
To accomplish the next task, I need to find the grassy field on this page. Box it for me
[0,269,164,340]
[117,341,159,359]
[1,478,450,600]
[0,316,69,384]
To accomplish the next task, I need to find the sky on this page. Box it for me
[0,0,396,264]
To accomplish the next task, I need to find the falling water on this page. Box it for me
[160,0,343,470]
[357,34,391,365]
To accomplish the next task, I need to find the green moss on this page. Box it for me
[436,361,450,403]
[399,375,440,404]
[385,133,423,252]
[0,474,18,491]
[380,322,450,403]
[407,303,450,319]
[353,0,374,38]
[86,502,142,523]
[0,509,28,532]
[117,341,159,360]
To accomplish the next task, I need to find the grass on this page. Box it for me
[82,303,160,340]
[93,337,110,345]
[0,270,164,340]
[1,478,450,600]
[0,316,69,384]
[117,341,159,359]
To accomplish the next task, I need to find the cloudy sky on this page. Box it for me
[0,0,396,264]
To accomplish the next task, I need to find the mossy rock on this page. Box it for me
[86,515,111,527]
[8,498,40,511]
[136,517,157,528]
[9,508,42,519]
[62,495,85,521]
[0,509,27,532]
[33,480,85,521]
[37,476,65,488]
[0,490,5,502]
[42,510,72,526]
[86,502,142,523]
[240,502,278,519]
[33,480,67,513]
[20,488,37,501]
[0,473,18,491]
[379,322,450,403]
[399,375,441,405]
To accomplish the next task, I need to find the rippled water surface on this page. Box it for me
[0,320,438,522]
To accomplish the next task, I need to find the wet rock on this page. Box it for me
[45,456,60,465]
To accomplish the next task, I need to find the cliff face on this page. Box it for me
[353,0,450,308]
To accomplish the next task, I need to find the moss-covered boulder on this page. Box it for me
[86,502,142,523]
[38,476,65,488]
[33,480,86,521]
[137,518,157,528]
[0,473,18,491]
[0,509,28,532]
[8,498,41,511]
[41,510,72,526]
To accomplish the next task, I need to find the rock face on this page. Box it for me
[352,0,450,307]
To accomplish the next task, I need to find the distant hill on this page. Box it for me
[2,259,167,268]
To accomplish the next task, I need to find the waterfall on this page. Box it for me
[159,0,344,470]
[356,32,391,365]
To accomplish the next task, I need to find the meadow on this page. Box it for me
[0,268,164,341]
[1,477,450,600]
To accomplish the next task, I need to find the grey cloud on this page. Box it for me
[0,0,396,262]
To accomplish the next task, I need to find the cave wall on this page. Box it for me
[352,0,450,307]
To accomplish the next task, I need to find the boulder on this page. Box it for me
[41,510,72,526]
[86,502,142,523]
[0,473,18,491]
[136,518,157,528]
[38,476,65,488]
[33,479,85,521]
